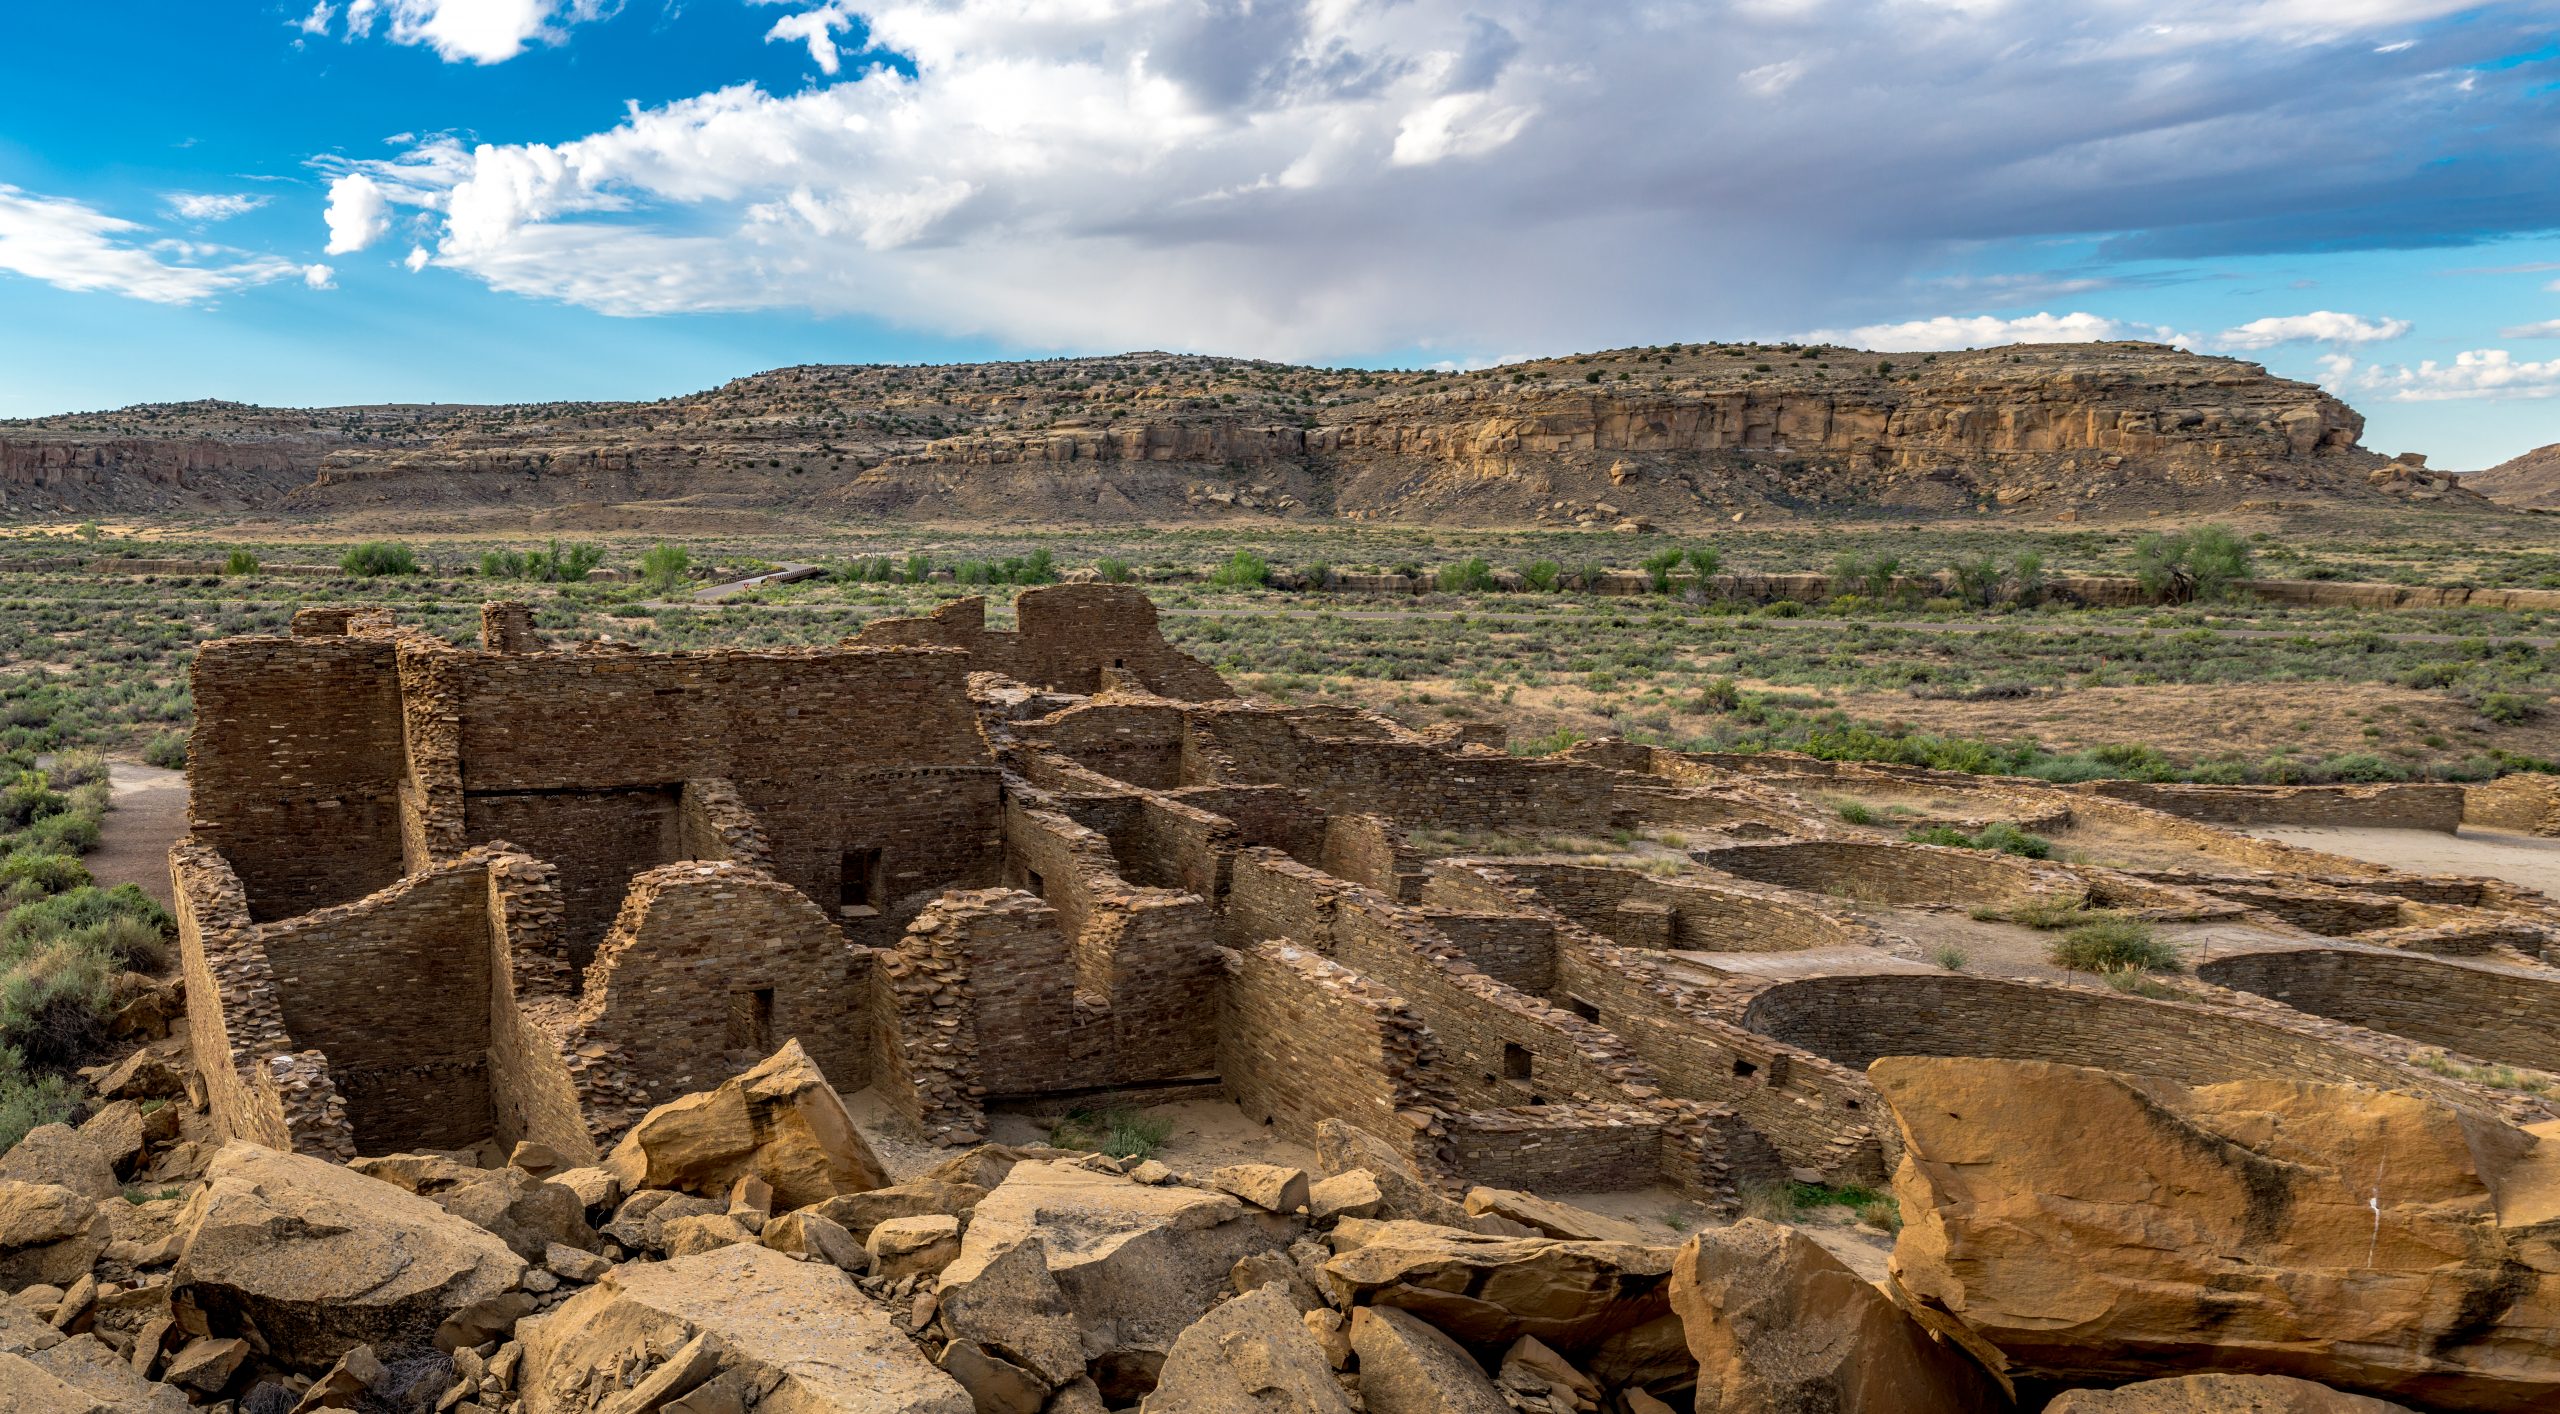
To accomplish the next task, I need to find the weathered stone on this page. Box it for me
[1306,1170,1383,1224]
[1231,1250,1325,1312]
[934,1236,1085,1393]
[1350,1305,1509,1414]
[75,1104,147,1180]
[919,1144,1079,1192]
[170,1142,526,1370]
[1462,1187,1656,1244]
[514,1242,969,1414]
[603,1041,887,1211]
[759,1209,865,1274]
[803,1179,985,1244]
[1312,1121,1465,1226]
[0,1182,106,1290]
[0,1128,118,1201]
[287,1342,390,1412]
[1140,1284,1354,1413]
[2046,1374,2414,1412]
[547,1167,622,1219]
[660,1213,757,1258]
[5,1329,190,1414]
[867,1214,961,1280]
[162,1334,249,1394]
[1321,1220,1684,1389]
[938,1337,1048,1414]
[1210,1164,1309,1214]
[543,1242,611,1283]
[1670,1219,2003,1414]
[1876,1058,2560,1410]
[0,1352,110,1414]
[945,1160,1303,1377]
[86,1050,184,1104]
[436,1170,599,1261]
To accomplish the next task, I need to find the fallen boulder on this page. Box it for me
[1350,1305,1509,1414]
[1141,1284,1354,1412]
[1875,1057,2560,1411]
[170,1142,528,1369]
[940,1159,1303,1398]
[1321,1219,1684,1388]
[1670,1218,2004,1414]
[0,1182,106,1290]
[603,1040,888,1210]
[2047,1373,2414,1412]
[1312,1120,1466,1226]
[515,1241,969,1414]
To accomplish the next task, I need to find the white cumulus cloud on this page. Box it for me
[303,264,337,289]
[311,0,613,63]
[323,173,395,254]
[0,185,306,304]
[2350,349,2560,401]
[165,193,273,223]
[2216,310,2410,349]
[2504,319,2560,339]
[307,0,2560,358]
[1801,311,2190,351]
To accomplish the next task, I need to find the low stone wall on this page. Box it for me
[2198,947,2560,1074]
[1444,1105,1664,1195]
[171,841,334,1156]
[2074,781,2466,833]
[2467,774,2560,837]
[1417,911,1558,993]
[1696,839,2082,909]
[1476,860,1874,953]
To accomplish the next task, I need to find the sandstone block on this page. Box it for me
[1210,1163,1309,1214]
[0,1182,106,1290]
[1140,1284,1354,1412]
[603,1041,887,1210]
[1350,1305,1508,1414]
[868,1214,963,1280]
[2046,1374,2414,1412]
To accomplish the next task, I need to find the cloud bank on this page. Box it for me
[0,185,312,304]
[310,0,2560,358]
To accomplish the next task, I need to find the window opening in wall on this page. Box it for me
[840,848,884,916]
[1565,996,1600,1022]
[1502,1043,1533,1081]
[1731,1058,1759,1079]
[1113,658,1125,668]
[728,987,775,1054]
[1025,868,1047,897]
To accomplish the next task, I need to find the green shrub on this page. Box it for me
[1830,552,1899,600]
[1097,557,1134,583]
[1686,547,1721,582]
[1642,549,1686,594]
[1836,802,1877,825]
[2049,917,2183,974]
[0,937,114,1069]
[0,1057,77,1154]
[1950,554,2002,608]
[1971,822,2053,859]
[4,885,171,952]
[1,772,66,829]
[1521,560,1562,592]
[1902,825,1973,848]
[1211,551,1271,589]
[2480,692,2540,725]
[2011,550,2047,606]
[0,853,89,895]
[1049,1105,1173,1161]
[640,544,692,592]
[339,542,420,577]
[1931,945,1968,971]
[1437,557,1495,593]
[221,550,261,576]
[2133,524,2253,603]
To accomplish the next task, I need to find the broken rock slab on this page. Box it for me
[605,1039,888,1211]
[940,1159,1304,1396]
[1141,1283,1355,1412]
[516,1241,969,1414]
[1350,1305,1509,1414]
[170,1142,528,1370]
[1322,1219,1686,1390]
[1312,1120,1466,1226]
[1670,1218,2005,1414]
[2047,1374,2415,1412]
[1877,1057,2560,1411]
[0,1182,108,1290]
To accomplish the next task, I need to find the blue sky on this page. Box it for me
[3,1,2560,468]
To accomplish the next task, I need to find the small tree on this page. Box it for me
[1686,546,1721,582]
[1521,559,1563,592]
[639,544,691,592]
[2132,525,2252,604]
[221,550,260,576]
[1211,550,1271,589]
[1437,556,1495,593]
[1642,548,1686,594]
[2010,550,2047,607]
[902,552,932,584]
[340,542,419,577]
[1097,557,1133,583]
[1950,554,2003,608]
[73,522,101,543]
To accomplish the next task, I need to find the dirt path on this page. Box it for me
[88,760,187,910]
[1158,605,2559,647]
[2248,826,2560,896]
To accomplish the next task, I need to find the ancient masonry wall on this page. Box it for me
[848,585,1233,701]
[568,861,873,1106]
[1736,972,2471,1100]
[1023,700,1190,789]
[187,633,408,919]
[2074,780,2466,833]
[1474,861,1874,953]
[478,851,600,1164]
[1165,783,1328,865]
[1220,940,1456,1176]
[872,891,1072,1146]
[1319,814,1425,903]
[170,841,341,1156]
[1415,911,1558,994]
[248,852,500,1153]
[2198,948,2560,1075]
[1188,709,1619,832]
[1697,839,2082,909]
[2466,773,2560,837]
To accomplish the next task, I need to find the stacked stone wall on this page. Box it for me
[2075,781,2465,832]
[188,635,408,918]
[848,585,1232,700]
[1417,912,1558,993]
[2466,774,2560,837]
[1698,839,2081,908]
[2198,948,2560,1074]
[1480,861,1872,953]
[1445,1107,1665,1194]
[1220,941,1454,1174]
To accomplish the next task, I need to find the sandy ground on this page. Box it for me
[2250,825,2560,895]
[91,760,187,909]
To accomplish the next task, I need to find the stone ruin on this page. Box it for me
[169,583,2560,1212]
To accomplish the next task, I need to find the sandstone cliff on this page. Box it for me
[2464,442,2560,509]
[0,343,2480,524]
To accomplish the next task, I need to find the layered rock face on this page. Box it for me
[0,343,2454,523]
[2465,441,2560,509]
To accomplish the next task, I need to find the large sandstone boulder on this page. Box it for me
[0,1126,118,1199]
[1312,1120,1466,1226]
[604,1040,888,1210]
[170,1142,528,1369]
[1670,1218,2004,1414]
[353,1154,598,1259]
[1320,1219,1686,1388]
[0,1182,107,1289]
[2047,1374,2413,1412]
[1874,1058,2560,1411]
[1350,1305,1509,1414]
[939,1160,1303,1397]
[1140,1284,1354,1412]
[516,1242,968,1414]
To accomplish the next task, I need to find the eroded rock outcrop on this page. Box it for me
[1874,1057,2560,1411]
